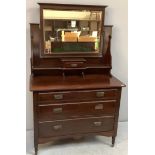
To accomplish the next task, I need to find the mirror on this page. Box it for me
[43,9,103,55]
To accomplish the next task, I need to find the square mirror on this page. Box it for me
[41,9,103,56]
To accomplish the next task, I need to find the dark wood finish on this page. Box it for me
[38,130,114,144]
[61,58,87,69]
[29,3,125,155]
[30,75,125,91]
[33,93,38,155]
[30,24,113,76]
[37,89,118,103]
[112,136,116,147]
[39,3,106,58]
[39,116,114,138]
[38,100,116,121]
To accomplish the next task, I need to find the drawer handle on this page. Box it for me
[54,94,63,100]
[70,63,78,67]
[53,125,62,130]
[95,104,103,110]
[94,121,102,127]
[53,107,62,113]
[96,92,105,97]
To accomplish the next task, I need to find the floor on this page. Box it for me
[26,122,128,155]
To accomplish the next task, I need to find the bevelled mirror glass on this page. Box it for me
[42,9,103,55]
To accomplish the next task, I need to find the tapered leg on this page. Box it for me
[34,144,38,155]
[112,136,116,147]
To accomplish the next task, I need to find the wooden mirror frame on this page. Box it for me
[39,3,107,58]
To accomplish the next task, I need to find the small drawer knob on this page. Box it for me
[53,107,62,113]
[96,92,105,97]
[70,63,78,67]
[94,121,102,127]
[54,94,63,100]
[53,125,62,130]
[95,104,103,110]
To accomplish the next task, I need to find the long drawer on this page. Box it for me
[37,89,118,104]
[38,100,116,121]
[38,116,114,138]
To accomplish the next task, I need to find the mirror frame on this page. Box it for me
[39,3,106,58]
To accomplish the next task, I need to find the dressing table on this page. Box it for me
[30,3,125,155]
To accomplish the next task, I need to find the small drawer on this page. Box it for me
[38,116,114,138]
[38,100,116,121]
[63,61,85,68]
[61,58,86,69]
[37,89,118,104]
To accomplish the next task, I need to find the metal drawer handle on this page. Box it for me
[96,92,105,97]
[70,63,78,67]
[94,121,102,127]
[53,107,62,113]
[53,125,62,130]
[54,94,63,100]
[95,104,103,110]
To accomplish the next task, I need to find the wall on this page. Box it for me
[26,0,128,130]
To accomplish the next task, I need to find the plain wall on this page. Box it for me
[26,0,128,131]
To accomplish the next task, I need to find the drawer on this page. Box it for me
[63,61,85,68]
[61,58,86,69]
[38,100,116,121]
[39,116,114,138]
[37,89,118,103]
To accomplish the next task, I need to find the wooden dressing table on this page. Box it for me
[30,3,125,155]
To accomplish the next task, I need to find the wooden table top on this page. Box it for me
[30,74,125,91]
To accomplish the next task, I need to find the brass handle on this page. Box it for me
[54,94,63,100]
[95,104,103,110]
[53,107,62,113]
[96,92,105,97]
[70,63,78,67]
[53,125,62,130]
[94,121,102,127]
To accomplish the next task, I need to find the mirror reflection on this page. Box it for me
[43,9,102,54]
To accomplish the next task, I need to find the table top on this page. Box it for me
[30,74,125,92]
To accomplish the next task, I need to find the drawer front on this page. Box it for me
[38,89,117,103]
[39,116,114,138]
[38,100,116,121]
[63,61,85,68]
